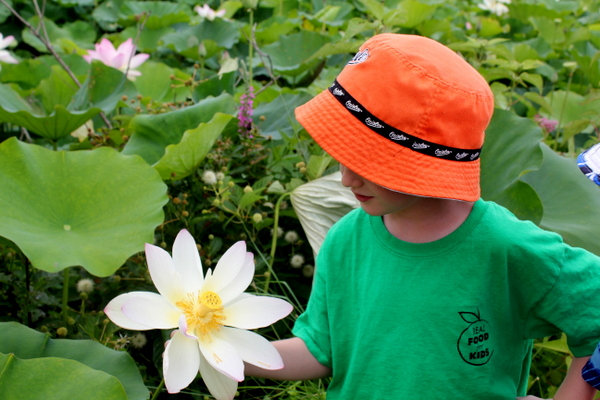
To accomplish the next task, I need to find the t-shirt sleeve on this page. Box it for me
[526,244,600,357]
[292,242,333,368]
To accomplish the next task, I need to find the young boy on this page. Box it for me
[246,34,600,399]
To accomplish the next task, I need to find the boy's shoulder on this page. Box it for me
[471,201,573,261]
[329,207,367,231]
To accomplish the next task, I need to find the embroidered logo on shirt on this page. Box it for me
[457,310,494,366]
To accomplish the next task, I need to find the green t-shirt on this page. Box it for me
[293,199,600,399]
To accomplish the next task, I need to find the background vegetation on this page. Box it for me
[0,0,599,398]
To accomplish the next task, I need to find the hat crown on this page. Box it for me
[336,33,494,151]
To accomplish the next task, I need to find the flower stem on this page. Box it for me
[266,192,291,293]
[248,9,254,81]
[150,378,165,400]
[62,268,70,323]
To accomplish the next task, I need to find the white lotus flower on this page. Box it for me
[478,0,510,16]
[195,4,226,20]
[0,34,18,64]
[105,229,293,399]
[83,38,149,80]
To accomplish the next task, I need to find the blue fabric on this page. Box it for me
[582,343,600,389]
[578,143,600,186]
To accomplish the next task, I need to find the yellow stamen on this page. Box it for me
[176,291,226,340]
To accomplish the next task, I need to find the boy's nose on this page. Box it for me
[340,165,363,188]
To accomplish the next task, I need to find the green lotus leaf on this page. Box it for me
[0,138,168,276]
[0,83,102,141]
[0,61,133,140]
[521,144,600,255]
[161,19,241,57]
[123,93,236,165]
[22,17,96,53]
[69,60,137,115]
[134,61,190,103]
[118,1,190,29]
[489,180,543,225]
[0,353,128,400]
[253,91,313,140]
[154,113,234,180]
[0,55,90,91]
[481,109,545,222]
[0,322,148,400]
[386,0,437,29]
[55,0,96,7]
[0,0,11,24]
[543,90,600,126]
[261,31,331,77]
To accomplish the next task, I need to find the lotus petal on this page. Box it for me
[224,295,293,329]
[199,352,238,400]
[198,334,244,382]
[104,292,157,331]
[172,230,204,293]
[164,331,201,393]
[220,327,284,370]
[120,292,180,329]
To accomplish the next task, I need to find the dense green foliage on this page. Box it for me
[0,0,599,398]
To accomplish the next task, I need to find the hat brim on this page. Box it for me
[295,89,481,202]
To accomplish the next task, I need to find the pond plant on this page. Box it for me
[0,0,599,398]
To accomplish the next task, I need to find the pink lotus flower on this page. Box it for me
[84,38,149,80]
[194,4,226,20]
[534,114,559,133]
[105,229,293,399]
[0,34,18,64]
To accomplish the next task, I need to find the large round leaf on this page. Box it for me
[0,353,128,400]
[480,109,544,222]
[154,113,234,180]
[122,93,236,165]
[481,109,544,199]
[521,144,600,255]
[253,91,313,140]
[0,322,148,400]
[0,83,102,141]
[0,138,168,276]
[261,31,331,77]
[0,61,134,140]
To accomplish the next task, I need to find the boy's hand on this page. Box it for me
[516,397,549,399]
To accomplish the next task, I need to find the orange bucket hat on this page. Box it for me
[295,34,495,202]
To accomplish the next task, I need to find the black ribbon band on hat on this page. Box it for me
[328,80,482,162]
